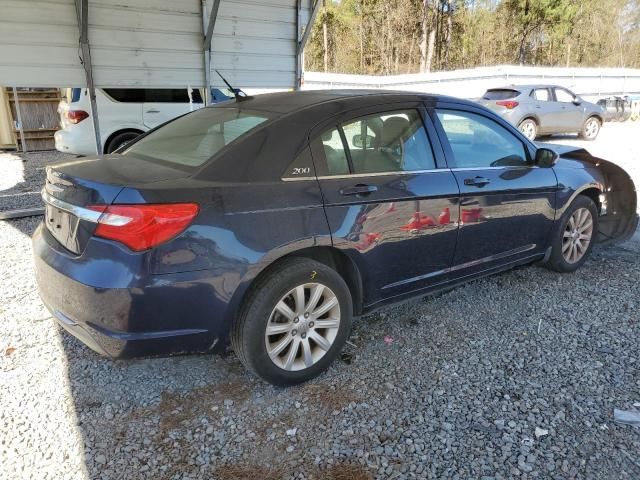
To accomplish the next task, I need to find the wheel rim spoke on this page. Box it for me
[578,219,592,234]
[293,286,305,314]
[301,339,313,368]
[308,330,331,351]
[305,284,325,313]
[269,335,293,358]
[275,300,296,321]
[312,296,339,318]
[313,318,340,329]
[266,323,291,336]
[283,338,300,370]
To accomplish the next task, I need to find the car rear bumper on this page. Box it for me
[33,223,224,358]
[54,127,97,156]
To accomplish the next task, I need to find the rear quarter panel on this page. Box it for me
[114,176,332,342]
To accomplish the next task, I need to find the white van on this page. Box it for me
[55,87,233,155]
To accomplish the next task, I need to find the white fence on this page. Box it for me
[303,65,640,101]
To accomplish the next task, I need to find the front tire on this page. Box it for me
[518,119,538,141]
[579,116,600,141]
[231,258,353,386]
[546,195,598,273]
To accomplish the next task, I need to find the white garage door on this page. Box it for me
[0,0,312,89]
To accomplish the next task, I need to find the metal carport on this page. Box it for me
[0,0,321,153]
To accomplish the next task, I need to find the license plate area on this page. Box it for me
[45,204,81,254]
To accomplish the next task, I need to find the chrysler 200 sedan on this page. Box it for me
[33,91,638,386]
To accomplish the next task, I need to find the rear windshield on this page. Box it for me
[122,107,271,168]
[482,89,520,100]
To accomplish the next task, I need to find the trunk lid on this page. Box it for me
[42,154,192,254]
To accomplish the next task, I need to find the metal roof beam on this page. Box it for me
[297,0,322,89]
[74,0,102,155]
[202,0,222,105]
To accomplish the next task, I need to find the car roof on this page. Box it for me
[208,89,472,115]
[487,84,568,92]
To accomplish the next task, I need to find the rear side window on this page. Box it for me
[436,109,528,168]
[320,128,350,175]
[319,109,436,176]
[532,88,550,101]
[103,88,202,103]
[123,107,271,168]
[482,89,520,100]
[103,89,146,103]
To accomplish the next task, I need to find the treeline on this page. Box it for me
[304,0,640,74]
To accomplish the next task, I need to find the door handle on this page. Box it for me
[146,109,160,113]
[464,176,491,187]
[339,184,378,196]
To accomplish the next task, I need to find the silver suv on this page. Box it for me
[477,85,605,141]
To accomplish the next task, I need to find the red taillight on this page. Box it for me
[87,203,199,251]
[66,110,90,124]
[496,100,519,109]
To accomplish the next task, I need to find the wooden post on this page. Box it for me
[12,87,27,153]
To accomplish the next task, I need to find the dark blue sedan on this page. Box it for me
[33,91,638,385]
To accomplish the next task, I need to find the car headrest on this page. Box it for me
[321,130,334,142]
[381,117,410,146]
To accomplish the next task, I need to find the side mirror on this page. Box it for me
[535,147,559,167]
[353,134,374,149]
[572,98,582,106]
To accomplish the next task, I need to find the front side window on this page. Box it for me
[554,88,576,103]
[123,107,270,168]
[319,109,435,176]
[436,110,528,168]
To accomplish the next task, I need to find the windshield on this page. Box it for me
[122,107,271,168]
[482,89,520,100]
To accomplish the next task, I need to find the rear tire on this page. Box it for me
[579,116,600,141]
[105,131,142,154]
[231,257,352,386]
[545,195,598,273]
[518,119,537,141]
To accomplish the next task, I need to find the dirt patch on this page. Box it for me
[214,463,288,480]
[302,383,361,412]
[214,461,374,480]
[156,381,250,433]
[320,462,374,480]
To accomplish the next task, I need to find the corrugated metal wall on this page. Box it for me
[0,0,308,89]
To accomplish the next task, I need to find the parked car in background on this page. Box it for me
[477,85,605,141]
[35,90,638,386]
[597,96,633,122]
[55,87,235,155]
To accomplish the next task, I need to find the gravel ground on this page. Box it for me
[1,123,640,479]
[0,150,70,213]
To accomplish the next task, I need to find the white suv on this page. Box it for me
[55,88,232,155]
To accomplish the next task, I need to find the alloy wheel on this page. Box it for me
[519,120,536,140]
[562,207,593,264]
[584,118,599,139]
[265,283,341,371]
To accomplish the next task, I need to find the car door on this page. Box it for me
[311,104,460,305]
[432,104,557,276]
[142,88,203,129]
[530,87,559,133]
[552,88,584,132]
